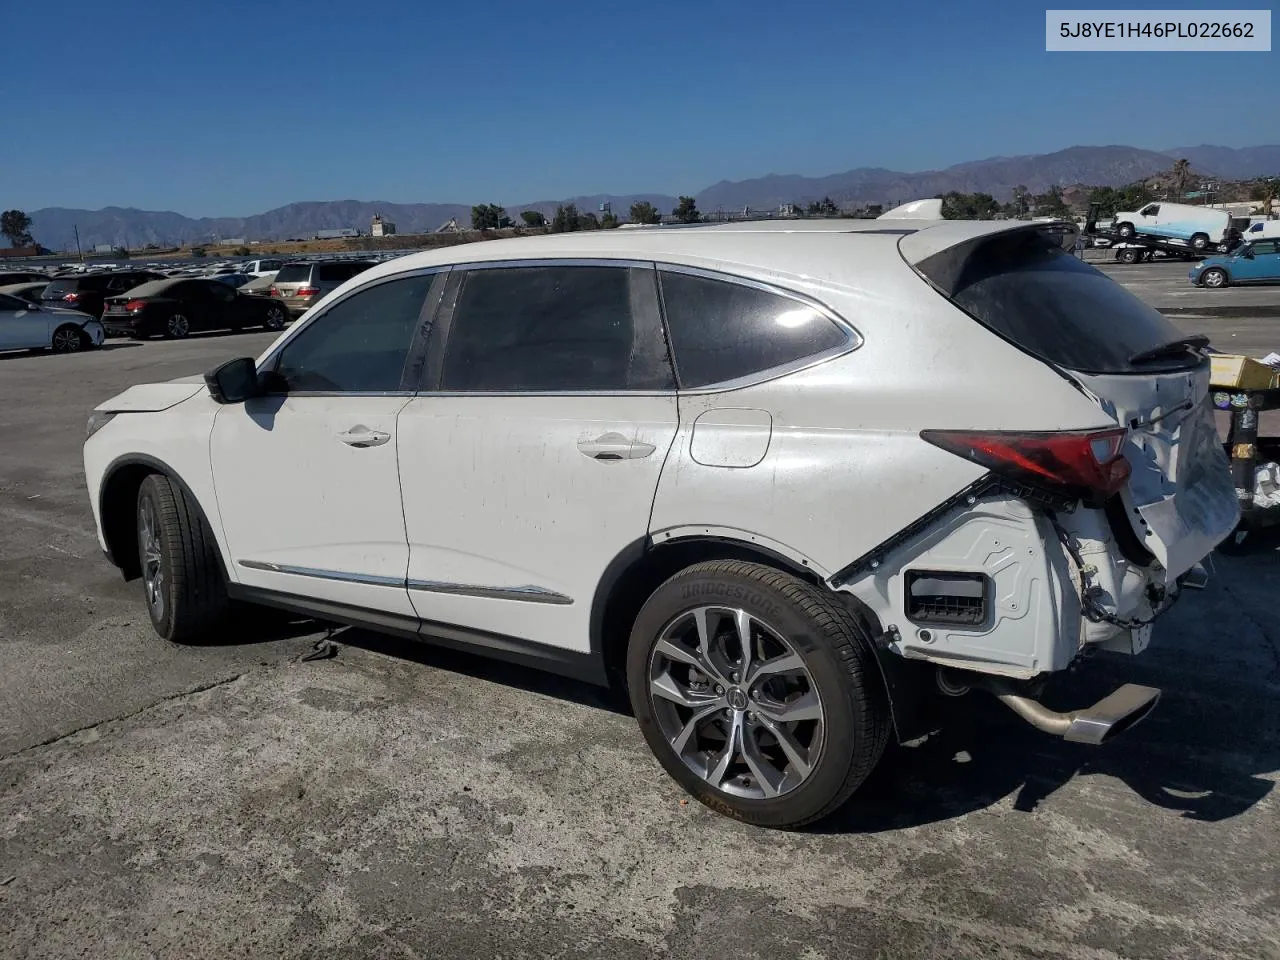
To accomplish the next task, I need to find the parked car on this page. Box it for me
[83,221,1238,828]
[41,270,165,319]
[270,260,374,316]
[0,281,50,304]
[100,278,290,338]
[1189,239,1280,288]
[1242,218,1280,241]
[0,270,51,286]
[240,258,284,278]
[1111,201,1234,251]
[0,292,104,353]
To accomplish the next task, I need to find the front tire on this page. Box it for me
[136,474,230,643]
[1116,222,1135,239]
[1201,268,1229,289]
[51,324,85,353]
[627,560,889,829]
[1116,248,1139,264]
[1190,232,1210,252]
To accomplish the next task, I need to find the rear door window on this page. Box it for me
[439,265,673,392]
[915,229,1197,374]
[658,270,850,388]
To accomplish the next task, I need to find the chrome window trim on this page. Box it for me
[237,559,573,605]
[445,257,654,271]
[257,264,452,373]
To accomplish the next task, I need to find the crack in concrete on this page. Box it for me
[0,672,245,763]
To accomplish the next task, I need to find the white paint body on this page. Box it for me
[0,299,103,352]
[83,220,1239,681]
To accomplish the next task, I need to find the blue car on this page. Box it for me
[1190,240,1280,289]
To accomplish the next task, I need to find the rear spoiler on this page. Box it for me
[901,222,1080,297]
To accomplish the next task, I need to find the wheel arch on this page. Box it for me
[98,454,229,583]
[590,529,935,743]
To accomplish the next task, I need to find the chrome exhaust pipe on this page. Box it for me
[981,679,1161,745]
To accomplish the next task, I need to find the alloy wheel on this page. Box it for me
[52,327,83,352]
[166,314,190,338]
[1203,269,1226,288]
[648,605,825,800]
[139,496,166,621]
[265,307,286,330]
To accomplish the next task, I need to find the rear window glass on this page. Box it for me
[916,230,1196,375]
[43,279,77,297]
[274,264,313,283]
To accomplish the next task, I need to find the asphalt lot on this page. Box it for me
[2,271,1279,958]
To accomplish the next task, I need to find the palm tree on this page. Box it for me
[1171,159,1192,201]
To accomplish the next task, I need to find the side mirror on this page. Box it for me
[205,357,261,404]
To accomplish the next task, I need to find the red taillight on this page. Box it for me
[296,286,319,298]
[268,286,279,297]
[124,299,146,312]
[921,427,1131,499]
[62,292,80,303]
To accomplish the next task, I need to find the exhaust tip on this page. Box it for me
[1064,684,1161,745]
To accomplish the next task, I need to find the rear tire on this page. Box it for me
[136,474,231,643]
[1201,268,1229,289]
[1117,248,1139,264]
[51,324,85,353]
[263,305,287,331]
[164,313,190,339]
[627,560,889,829]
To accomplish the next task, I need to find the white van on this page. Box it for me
[1242,218,1280,241]
[1112,202,1233,251]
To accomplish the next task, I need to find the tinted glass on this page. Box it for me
[0,294,26,311]
[274,274,433,392]
[1253,241,1279,255]
[440,265,673,392]
[917,229,1194,374]
[43,279,78,298]
[317,262,371,283]
[274,264,312,283]
[658,271,848,388]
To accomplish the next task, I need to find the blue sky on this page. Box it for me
[4,0,1274,215]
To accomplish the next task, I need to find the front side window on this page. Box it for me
[1141,204,1160,216]
[273,274,435,392]
[658,270,850,388]
[439,265,673,392]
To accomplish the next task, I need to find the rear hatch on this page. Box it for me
[905,224,1239,579]
[42,278,81,304]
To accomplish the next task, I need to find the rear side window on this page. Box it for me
[916,230,1193,374]
[658,270,849,388]
[273,275,434,392]
[440,265,673,392]
[274,264,312,283]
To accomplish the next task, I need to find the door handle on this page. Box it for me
[577,433,656,461]
[338,426,391,448]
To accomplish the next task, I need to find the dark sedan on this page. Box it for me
[101,278,289,339]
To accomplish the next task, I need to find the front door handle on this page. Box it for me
[577,433,656,461]
[338,426,391,448]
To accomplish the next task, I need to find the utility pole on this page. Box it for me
[73,224,83,262]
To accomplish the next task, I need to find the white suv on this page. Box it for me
[83,220,1239,828]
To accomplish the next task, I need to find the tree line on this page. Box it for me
[471,196,703,231]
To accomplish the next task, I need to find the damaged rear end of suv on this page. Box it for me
[831,220,1239,749]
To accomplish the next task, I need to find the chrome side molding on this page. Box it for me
[237,560,573,605]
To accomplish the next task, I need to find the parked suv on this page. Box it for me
[83,221,1238,828]
[270,260,374,317]
[42,270,164,319]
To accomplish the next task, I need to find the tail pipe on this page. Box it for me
[977,677,1161,745]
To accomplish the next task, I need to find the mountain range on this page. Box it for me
[24,144,1280,252]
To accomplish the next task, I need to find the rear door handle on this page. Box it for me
[577,433,656,461]
[338,426,391,448]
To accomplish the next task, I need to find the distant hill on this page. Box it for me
[26,144,1277,251]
